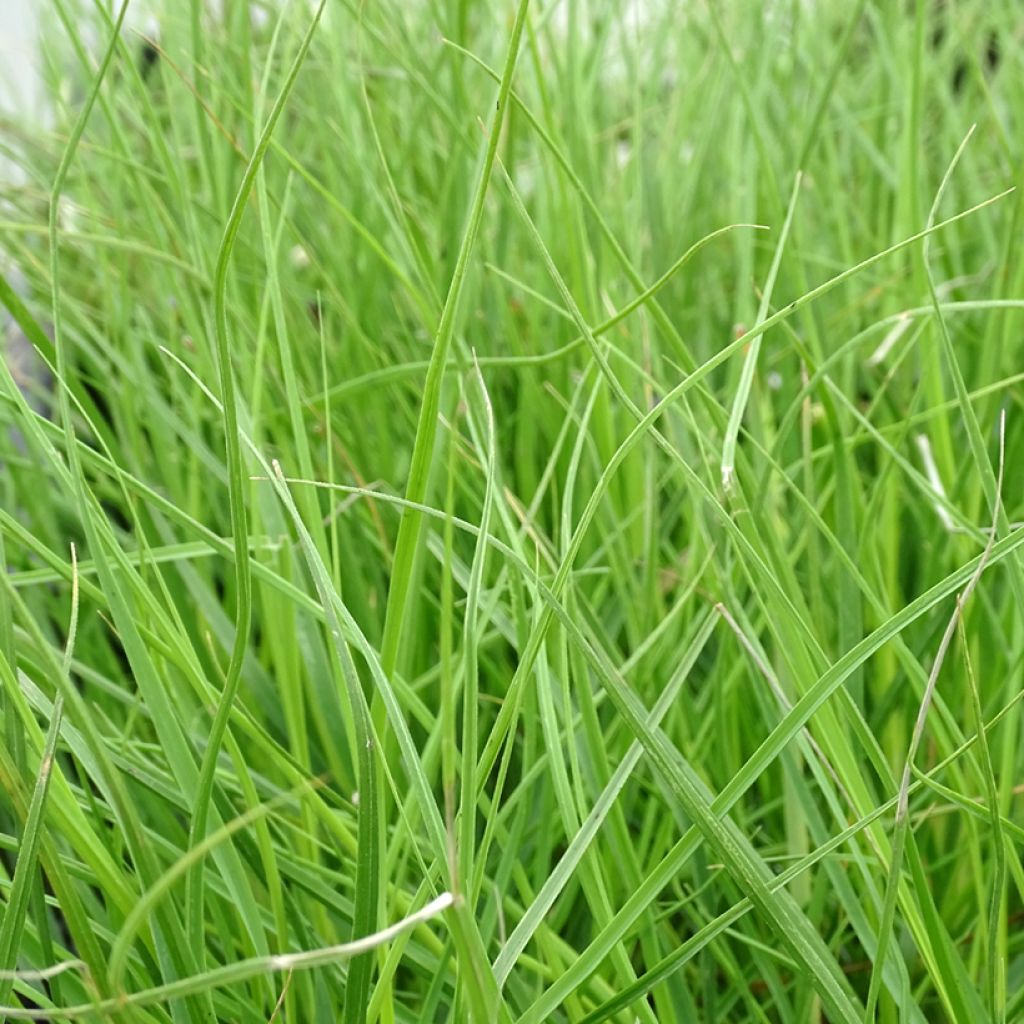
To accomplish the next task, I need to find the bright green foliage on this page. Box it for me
[0,1,1022,1021]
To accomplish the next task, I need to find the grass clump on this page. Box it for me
[1,1,1022,1021]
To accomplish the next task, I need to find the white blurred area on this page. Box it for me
[0,0,167,188]
[0,0,668,189]
[0,0,668,120]
[0,0,160,114]
[0,0,48,130]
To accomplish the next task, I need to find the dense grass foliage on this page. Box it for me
[1,1,1022,1020]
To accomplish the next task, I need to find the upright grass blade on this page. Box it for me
[865,414,1002,1021]
[266,456,507,1024]
[185,0,325,966]
[0,548,78,1004]
[490,158,868,1021]
[378,0,532,679]
[493,610,718,986]
[457,360,498,896]
[44,4,226,1019]
[721,173,802,491]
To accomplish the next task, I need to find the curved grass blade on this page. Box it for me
[0,894,454,1020]
[185,0,326,967]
